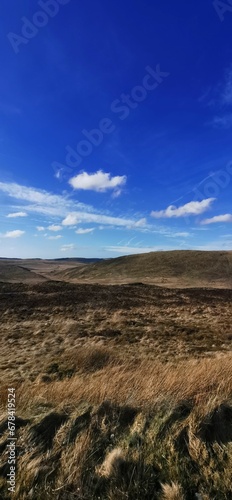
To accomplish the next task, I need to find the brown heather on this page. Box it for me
[0,254,231,499]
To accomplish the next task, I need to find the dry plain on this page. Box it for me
[0,251,232,499]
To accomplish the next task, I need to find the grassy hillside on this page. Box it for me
[0,259,102,283]
[0,264,46,283]
[55,250,232,286]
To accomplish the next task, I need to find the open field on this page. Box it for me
[0,281,232,382]
[0,271,232,499]
[0,252,232,498]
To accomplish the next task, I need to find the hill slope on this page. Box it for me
[0,264,46,283]
[55,250,232,287]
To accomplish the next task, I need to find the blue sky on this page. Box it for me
[0,0,232,258]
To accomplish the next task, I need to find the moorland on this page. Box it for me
[0,251,231,499]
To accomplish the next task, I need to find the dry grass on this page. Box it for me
[161,482,184,500]
[5,354,230,414]
[1,282,231,385]
[0,352,232,499]
[0,281,232,498]
[97,448,126,478]
[53,250,232,288]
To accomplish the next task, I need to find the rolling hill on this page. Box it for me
[0,263,46,283]
[54,250,232,287]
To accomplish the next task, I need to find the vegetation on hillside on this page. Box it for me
[0,350,232,499]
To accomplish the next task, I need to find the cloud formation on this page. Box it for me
[106,245,175,254]
[0,181,92,217]
[201,214,232,225]
[47,235,62,240]
[60,244,75,252]
[0,180,149,233]
[69,170,126,193]
[48,224,63,232]
[62,211,146,228]
[151,198,215,218]
[6,211,27,218]
[2,230,25,238]
[75,228,94,234]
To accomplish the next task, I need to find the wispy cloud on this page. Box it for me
[210,113,232,129]
[75,228,94,234]
[60,243,75,252]
[201,214,232,224]
[36,226,45,231]
[151,198,215,218]
[1,230,25,238]
[0,181,93,217]
[127,218,147,228]
[6,211,27,218]
[208,66,232,129]
[0,181,145,231]
[62,212,147,228]
[106,245,175,254]
[0,181,66,205]
[48,224,63,232]
[69,170,127,194]
[47,235,63,240]
[170,232,190,237]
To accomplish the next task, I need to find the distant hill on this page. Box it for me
[53,258,103,263]
[0,258,103,283]
[1,252,232,287]
[54,250,232,287]
[0,264,46,283]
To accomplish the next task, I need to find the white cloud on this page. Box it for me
[2,230,25,238]
[47,235,62,240]
[62,211,146,228]
[111,188,123,199]
[69,170,126,194]
[170,232,190,238]
[201,214,232,225]
[106,246,175,255]
[48,224,63,232]
[151,198,215,218]
[0,181,65,205]
[60,244,75,252]
[0,181,93,218]
[75,228,94,234]
[6,211,27,218]
[62,213,80,226]
[0,180,149,233]
[133,218,147,227]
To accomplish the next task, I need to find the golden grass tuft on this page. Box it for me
[161,482,185,500]
[97,447,126,478]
